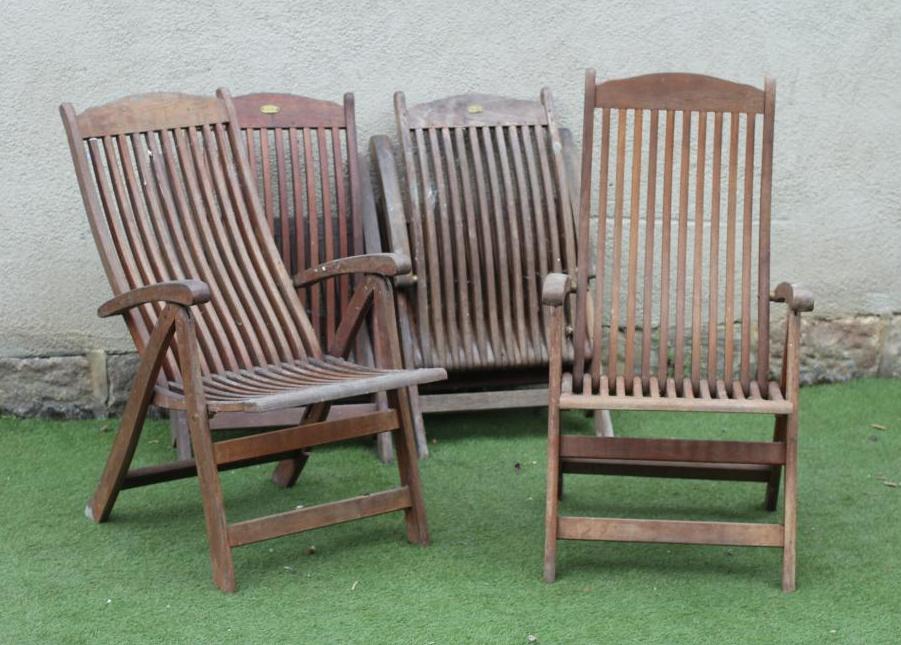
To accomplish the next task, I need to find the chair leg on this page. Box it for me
[782,411,799,593]
[271,402,328,488]
[184,403,236,593]
[593,409,614,437]
[388,388,429,545]
[544,402,561,582]
[375,391,395,464]
[87,307,178,523]
[764,415,787,511]
[408,386,430,458]
[86,399,149,523]
[170,411,193,460]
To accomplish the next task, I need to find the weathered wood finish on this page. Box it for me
[389,90,580,371]
[544,72,811,593]
[371,89,609,435]
[233,92,363,349]
[233,93,426,461]
[61,91,445,592]
[573,73,773,397]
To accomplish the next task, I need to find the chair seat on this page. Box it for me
[165,356,447,413]
[559,373,792,415]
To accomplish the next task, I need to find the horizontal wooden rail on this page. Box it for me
[418,388,548,413]
[228,487,412,547]
[560,458,772,482]
[559,392,792,415]
[213,410,398,464]
[557,516,784,547]
[560,435,785,465]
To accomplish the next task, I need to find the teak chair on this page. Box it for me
[60,91,446,592]
[371,90,612,436]
[170,91,414,463]
[542,71,813,591]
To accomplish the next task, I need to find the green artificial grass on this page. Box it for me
[1,379,899,644]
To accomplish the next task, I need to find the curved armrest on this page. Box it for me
[770,282,815,313]
[98,280,211,318]
[294,253,412,288]
[542,272,573,306]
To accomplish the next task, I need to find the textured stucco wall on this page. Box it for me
[1,0,899,358]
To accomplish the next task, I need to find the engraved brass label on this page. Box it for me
[467,104,484,114]
[260,104,280,114]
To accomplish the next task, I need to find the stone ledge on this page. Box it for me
[0,314,898,419]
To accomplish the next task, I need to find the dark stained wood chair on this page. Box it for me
[60,91,446,592]
[370,90,613,436]
[542,71,813,592]
[171,91,414,463]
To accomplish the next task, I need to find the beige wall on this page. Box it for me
[1,0,899,358]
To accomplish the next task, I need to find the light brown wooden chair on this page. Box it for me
[542,71,813,591]
[371,90,612,437]
[169,91,415,464]
[60,90,446,592]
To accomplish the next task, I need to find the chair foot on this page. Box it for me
[271,452,310,488]
[543,558,556,583]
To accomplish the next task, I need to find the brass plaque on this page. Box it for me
[467,104,484,114]
[260,104,281,115]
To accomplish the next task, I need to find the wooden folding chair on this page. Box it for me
[371,90,613,437]
[168,91,419,464]
[542,72,813,591]
[60,91,446,592]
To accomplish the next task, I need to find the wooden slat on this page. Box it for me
[214,410,398,464]
[455,127,486,362]
[428,127,460,366]
[623,109,643,388]
[690,112,707,389]
[559,386,791,414]
[707,113,724,384]
[557,516,783,547]
[228,487,412,547]
[740,114,756,393]
[589,108,611,390]
[657,111,676,387]
[673,110,691,390]
[418,387,547,413]
[607,110,628,384]
[640,110,659,386]
[396,96,432,365]
[757,80,776,391]
[593,74,766,114]
[443,127,475,366]
[416,127,447,364]
[495,126,528,363]
[468,126,503,361]
[481,126,518,365]
[724,113,740,391]
[561,458,772,482]
[559,435,786,464]
[317,128,337,350]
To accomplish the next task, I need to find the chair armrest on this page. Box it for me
[770,282,815,313]
[98,280,211,318]
[294,253,412,288]
[542,273,573,307]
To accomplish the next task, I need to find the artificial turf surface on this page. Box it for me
[1,378,899,643]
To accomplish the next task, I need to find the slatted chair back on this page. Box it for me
[233,93,364,350]
[60,92,321,384]
[571,72,775,399]
[393,91,580,371]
